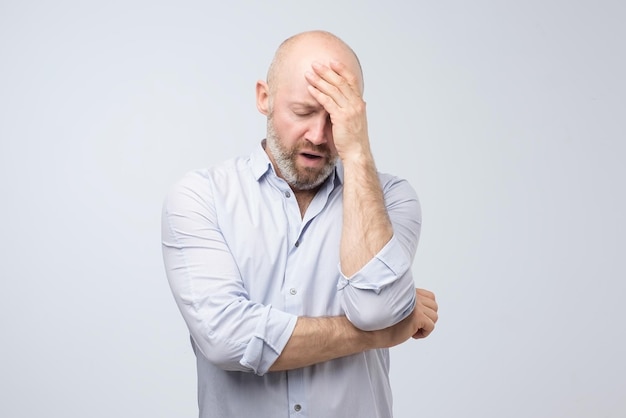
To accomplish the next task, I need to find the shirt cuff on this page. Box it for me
[336,235,410,294]
[239,306,298,376]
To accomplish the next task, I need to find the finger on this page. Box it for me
[413,329,432,340]
[305,66,349,108]
[412,330,429,340]
[420,297,438,313]
[307,84,341,116]
[422,305,439,324]
[416,289,438,311]
[311,61,352,95]
[328,59,361,95]
[412,319,435,340]
[309,61,362,105]
[416,288,435,300]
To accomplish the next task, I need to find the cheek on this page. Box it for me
[275,116,307,140]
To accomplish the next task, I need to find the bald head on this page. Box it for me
[266,30,364,97]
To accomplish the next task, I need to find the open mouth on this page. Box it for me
[301,152,323,160]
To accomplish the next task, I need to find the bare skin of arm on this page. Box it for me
[305,60,392,277]
[270,288,438,371]
[272,60,439,372]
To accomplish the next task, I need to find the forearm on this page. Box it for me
[340,152,393,277]
[271,300,433,371]
[338,174,422,331]
[269,316,371,371]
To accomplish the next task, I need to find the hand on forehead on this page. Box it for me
[268,31,364,94]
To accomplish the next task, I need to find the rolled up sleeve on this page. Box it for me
[337,176,422,331]
[162,171,297,375]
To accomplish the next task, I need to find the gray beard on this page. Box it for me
[266,117,336,191]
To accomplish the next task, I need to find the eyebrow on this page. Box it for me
[289,102,322,111]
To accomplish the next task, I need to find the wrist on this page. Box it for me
[336,142,373,166]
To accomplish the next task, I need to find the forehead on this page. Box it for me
[273,36,363,95]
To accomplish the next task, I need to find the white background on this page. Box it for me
[1,1,624,417]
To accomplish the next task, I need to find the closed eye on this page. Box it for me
[291,103,322,117]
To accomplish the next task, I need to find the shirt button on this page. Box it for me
[285,191,291,198]
[294,404,302,412]
[294,240,300,247]
[289,288,297,295]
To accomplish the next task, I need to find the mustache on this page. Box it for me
[297,140,330,154]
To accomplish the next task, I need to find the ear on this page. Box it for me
[256,80,270,116]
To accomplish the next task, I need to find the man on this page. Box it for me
[162,30,438,417]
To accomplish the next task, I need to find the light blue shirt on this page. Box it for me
[161,142,422,418]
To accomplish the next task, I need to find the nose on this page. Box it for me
[306,112,331,145]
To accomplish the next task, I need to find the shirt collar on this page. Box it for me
[250,139,274,181]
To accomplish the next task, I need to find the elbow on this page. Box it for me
[191,331,251,372]
[342,282,416,331]
[345,303,399,331]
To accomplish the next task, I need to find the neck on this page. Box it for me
[293,188,318,218]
